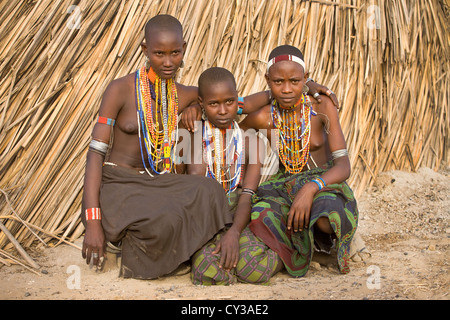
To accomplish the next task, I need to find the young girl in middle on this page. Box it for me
[188,67,282,285]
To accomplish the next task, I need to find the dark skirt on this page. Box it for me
[99,165,229,279]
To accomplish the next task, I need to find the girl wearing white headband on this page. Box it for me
[240,44,358,278]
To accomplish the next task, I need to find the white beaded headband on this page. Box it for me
[267,54,305,72]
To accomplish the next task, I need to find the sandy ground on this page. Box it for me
[0,167,448,301]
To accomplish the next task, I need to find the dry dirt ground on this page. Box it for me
[0,167,448,301]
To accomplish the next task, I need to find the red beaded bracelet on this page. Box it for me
[85,208,101,221]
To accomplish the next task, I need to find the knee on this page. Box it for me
[235,249,275,285]
[316,217,334,234]
[191,245,236,286]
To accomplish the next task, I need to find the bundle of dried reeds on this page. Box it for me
[0,0,448,269]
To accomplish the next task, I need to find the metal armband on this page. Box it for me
[331,149,349,161]
[89,139,109,157]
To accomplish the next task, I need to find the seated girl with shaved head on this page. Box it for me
[188,67,283,285]
[81,15,231,280]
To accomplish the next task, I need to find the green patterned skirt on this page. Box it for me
[191,190,280,285]
[191,227,279,285]
[249,165,358,277]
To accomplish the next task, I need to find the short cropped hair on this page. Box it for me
[144,15,183,43]
[198,67,237,98]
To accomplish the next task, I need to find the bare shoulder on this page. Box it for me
[176,82,197,93]
[239,104,272,130]
[311,95,338,117]
[176,83,199,111]
[105,73,135,97]
[99,73,136,114]
[311,94,345,143]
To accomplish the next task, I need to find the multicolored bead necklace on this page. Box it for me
[203,119,244,197]
[136,65,179,175]
[271,93,314,174]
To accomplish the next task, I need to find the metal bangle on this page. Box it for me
[89,139,109,156]
[331,149,348,161]
[241,188,256,196]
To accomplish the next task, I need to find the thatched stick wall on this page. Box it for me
[0,1,448,259]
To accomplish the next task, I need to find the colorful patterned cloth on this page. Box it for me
[191,227,279,285]
[249,163,358,277]
[191,189,279,285]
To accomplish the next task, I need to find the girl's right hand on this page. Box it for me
[82,220,106,269]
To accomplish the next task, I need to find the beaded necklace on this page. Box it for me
[136,66,179,175]
[271,93,314,174]
[203,119,244,197]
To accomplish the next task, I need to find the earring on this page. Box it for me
[201,107,207,121]
[145,56,150,69]
[180,60,185,68]
[303,84,309,95]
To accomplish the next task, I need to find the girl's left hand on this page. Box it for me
[287,182,317,232]
[212,228,240,271]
